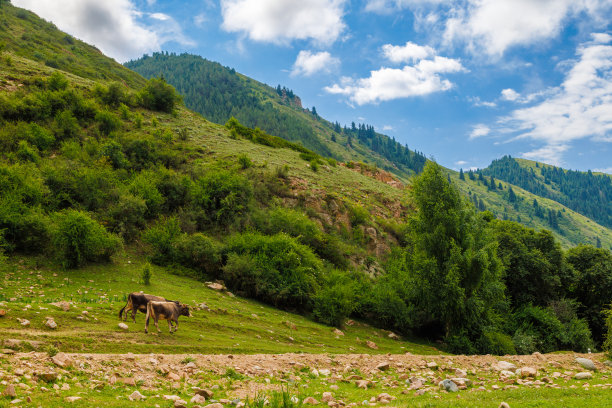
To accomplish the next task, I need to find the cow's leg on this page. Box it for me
[144,309,150,334]
[168,320,173,333]
[173,319,179,333]
[155,317,160,333]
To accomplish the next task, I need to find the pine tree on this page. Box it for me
[459,169,465,180]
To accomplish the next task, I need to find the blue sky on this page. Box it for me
[13,0,612,173]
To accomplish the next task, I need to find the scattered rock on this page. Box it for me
[439,379,458,392]
[574,372,593,380]
[45,318,57,329]
[129,390,145,401]
[355,380,370,389]
[175,400,188,408]
[191,395,207,404]
[303,397,319,405]
[204,403,224,408]
[366,341,378,350]
[322,392,334,402]
[51,301,70,312]
[492,361,516,372]
[118,323,128,330]
[118,377,136,386]
[66,396,81,403]
[206,282,226,291]
[168,372,181,381]
[52,353,73,368]
[0,309,6,317]
[500,370,515,378]
[575,358,596,371]
[19,319,30,327]
[164,395,182,401]
[377,362,390,371]
[195,388,214,398]
[3,384,16,398]
[284,321,297,330]
[499,403,510,408]
[454,368,467,377]
[519,367,537,378]
[426,361,438,369]
[38,372,58,382]
[333,329,344,336]
[388,332,399,340]
[604,360,612,367]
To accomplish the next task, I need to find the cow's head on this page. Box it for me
[180,304,192,317]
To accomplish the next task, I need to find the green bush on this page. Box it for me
[312,270,357,326]
[101,141,128,169]
[143,217,181,265]
[53,110,80,140]
[47,72,68,91]
[223,232,323,309]
[129,171,164,218]
[139,78,181,113]
[95,110,121,135]
[16,140,40,163]
[512,305,566,353]
[192,170,253,228]
[238,154,252,169]
[26,123,54,151]
[604,305,612,358]
[174,233,222,277]
[52,210,121,268]
[479,331,516,355]
[106,192,146,241]
[348,204,370,226]
[141,263,152,286]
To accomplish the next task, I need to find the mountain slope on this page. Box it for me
[125,52,427,181]
[482,156,612,229]
[126,53,612,248]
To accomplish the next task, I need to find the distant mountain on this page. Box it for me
[482,156,612,229]
[125,52,427,179]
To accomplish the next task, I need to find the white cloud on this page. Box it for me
[382,41,434,63]
[291,51,340,77]
[365,0,443,14]
[455,160,468,166]
[501,88,520,101]
[326,42,464,105]
[366,0,612,57]
[194,13,207,27]
[220,0,346,45]
[382,125,394,131]
[12,0,192,62]
[493,35,612,165]
[593,167,612,174]
[469,124,490,139]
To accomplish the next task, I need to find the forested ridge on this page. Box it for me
[1,1,612,358]
[483,156,612,229]
[125,52,427,176]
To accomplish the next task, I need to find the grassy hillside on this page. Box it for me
[483,156,612,229]
[125,53,427,182]
[0,252,435,355]
[449,170,612,249]
[0,1,143,87]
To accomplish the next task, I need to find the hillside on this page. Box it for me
[125,53,612,249]
[125,53,427,181]
[483,156,612,229]
[449,169,612,250]
[1,0,611,366]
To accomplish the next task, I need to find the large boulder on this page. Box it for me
[575,358,596,371]
[52,353,73,368]
[438,379,459,392]
[492,361,516,372]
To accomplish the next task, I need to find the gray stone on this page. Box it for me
[118,323,128,330]
[492,361,516,372]
[438,379,459,392]
[574,372,593,380]
[575,358,596,371]
[129,391,145,401]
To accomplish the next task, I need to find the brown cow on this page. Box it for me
[144,301,192,334]
[118,292,178,323]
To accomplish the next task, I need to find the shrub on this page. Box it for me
[238,154,252,169]
[139,78,181,113]
[309,159,319,172]
[106,192,146,241]
[512,330,537,354]
[174,233,222,278]
[444,332,477,355]
[129,171,164,218]
[512,305,566,353]
[141,263,152,286]
[100,83,126,107]
[101,141,128,169]
[53,110,80,140]
[348,204,370,226]
[192,170,253,228]
[143,217,181,265]
[479,331,516,355]
[47,72,68,91]
[26,123,54,151]
[52,210,121,268]
[312,270,358,326]
[604,305,612,358]
[95,110,121,135]
[223,232,323,309]
[16,140,40,163]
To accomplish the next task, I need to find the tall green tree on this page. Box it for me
[404,162,505,338]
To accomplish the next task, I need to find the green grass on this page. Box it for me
[0,253,439,355]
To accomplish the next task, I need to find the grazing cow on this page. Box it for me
[145,301,192,334]
[118,292,177,323]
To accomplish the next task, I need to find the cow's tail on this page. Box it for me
[118,294,131,320]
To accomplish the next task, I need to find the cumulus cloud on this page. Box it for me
[291,51,340,77]
[493,35,612,165]
[382,41,434,63]
[500,88,520,102]
[12,0,192,62]
[326,43,464,105]
[220,0,346,45]
[366,0,612,57]
[469,124,490,139]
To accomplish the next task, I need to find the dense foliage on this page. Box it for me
[484,156,612,229]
